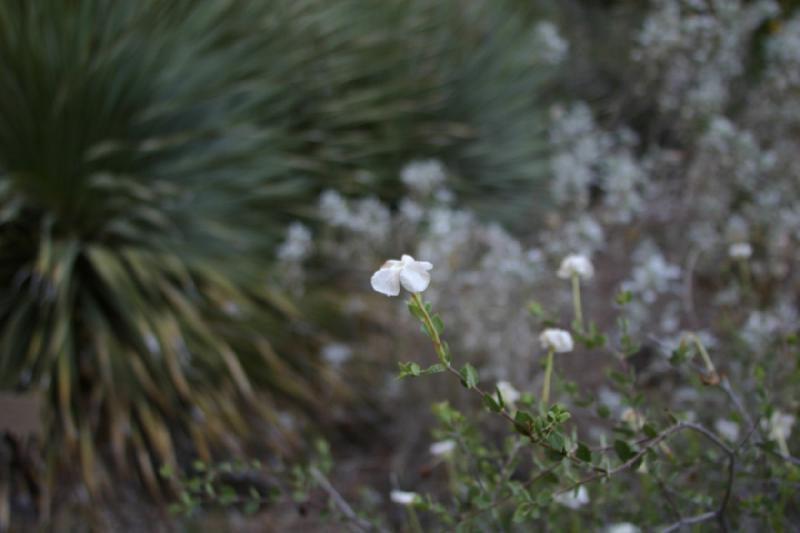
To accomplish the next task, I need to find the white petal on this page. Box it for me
[399,265,430,293]
[416,261,433,271]
[401,254,415,264]
[371,267,401,296]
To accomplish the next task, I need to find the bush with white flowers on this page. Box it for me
[162,1,800,530]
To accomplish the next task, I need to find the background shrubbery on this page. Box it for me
[1,0,799,531]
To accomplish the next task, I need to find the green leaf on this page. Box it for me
[158,464,173,479]
[613,439,637,462]
[575,442,592,463]
[460,363,479,389]
[432,315,445,335]
[398,361,422,378]
[615,290,633,306]
[407,299,426,321]
[514,410,534,434]
[244,500,260,515]
[494,386,505,409]
[483,394,502,412]
[546,431,565,452]
[528,301,545,318]
[643,423,658,439]
[421,363,446,375]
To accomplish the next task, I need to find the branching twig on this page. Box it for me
[660,511,717,533]
[310,467,387,533]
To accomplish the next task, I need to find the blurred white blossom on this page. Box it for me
[539,329,574,353]
[429,440,456,457]
[714,419,740,442]
[766,411,795,444]
[728,242,752,260]
[390,490,419,506]
[401,159,446,196]
[554,486,589,509]
[604,524,640,533]
[534,21,569,64]
[558,254,594,280]
[277,222,312,262]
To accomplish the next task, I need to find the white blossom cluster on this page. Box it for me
[633,0,778,119]
[533,21,569,65]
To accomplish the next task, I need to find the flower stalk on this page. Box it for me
[689,334,719,385]
[410,292,450,367]
[572,273,583,332]
[542,348,555,404]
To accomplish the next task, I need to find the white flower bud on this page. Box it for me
[728,242,753,260]
[539,328,574,353]
[714,419,740,442]
[558,254,594,280]
[429,440,456,457]
[553,486,589,509]
[766,410,795,442]
[390,490,419,506]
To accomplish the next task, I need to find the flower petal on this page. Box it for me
[399,265,430,293]
[371,267,401,296]
[416,261,433,271]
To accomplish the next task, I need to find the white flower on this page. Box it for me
[553,486,589,509]
[534,21,569,64]
[390,490,419,506]
[277,222,313,262]
[429,440,456,457]
[496,381,521,407]
[557,254,594,280]
[321,343,352,367]
[370,255,433,296]
[714,419,740,442]
[621,407,645,431]
[604,523,640,533]
[401,159,446,195]
[766,410,796,442]
[728,242,753,260]
[539,328,574,353]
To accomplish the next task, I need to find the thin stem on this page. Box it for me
[571,274,583,331]
[310,467,385,533]
[687,333,718,383]
[411,293,449,367]
[541,349,554,404]
[738,259,751,293]
[406,506,423,533]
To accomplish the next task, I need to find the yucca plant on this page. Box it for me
[0,0,553,512]
[0,0,333,500]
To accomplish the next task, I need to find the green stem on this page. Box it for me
[411,292,449,367]
[406,506,423,533]
[690,334,716,375]
[572,274,583,332]
[738,259,751,293]
[542,349,554,404]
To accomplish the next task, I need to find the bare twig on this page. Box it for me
[682,248,701,327]
[660,511,717,533]
[310,467,386,533]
